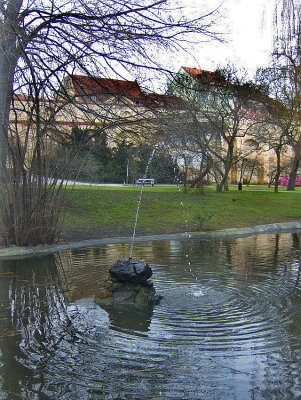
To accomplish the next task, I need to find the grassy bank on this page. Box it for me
[60,185,301,242]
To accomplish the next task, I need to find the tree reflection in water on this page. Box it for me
[0,255,86,399]
[0,251,154,399]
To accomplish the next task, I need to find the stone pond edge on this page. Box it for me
[1,221,301,258]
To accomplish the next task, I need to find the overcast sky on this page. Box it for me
[131,0,277,91]
[162,0,276,77]
[212,0,275,72]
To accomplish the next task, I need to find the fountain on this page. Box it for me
[95,144,162,311]
[95,258,161,332]
[129,146,157,259]
[95,257,161,306]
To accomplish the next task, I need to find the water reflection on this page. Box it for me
[101,302,154,333]
[0,256,73,399]
[0,232,301,399]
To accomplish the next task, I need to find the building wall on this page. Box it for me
[9,72,294,185]
[168,68,293,185]
[9,90,163,166]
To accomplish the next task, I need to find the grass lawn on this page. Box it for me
[60,184,301,241]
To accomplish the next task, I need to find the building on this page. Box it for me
[8,69,294,186]
[167,66,293,185]
[8,75,185,174]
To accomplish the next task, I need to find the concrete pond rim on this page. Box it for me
[1,221,301,259]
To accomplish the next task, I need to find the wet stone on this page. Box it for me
[95,258,161,307]
[109,258,152,284]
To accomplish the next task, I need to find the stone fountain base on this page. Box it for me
[95,258,162,307]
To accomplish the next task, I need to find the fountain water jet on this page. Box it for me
[129,146,157,259]
[98,143,164,309]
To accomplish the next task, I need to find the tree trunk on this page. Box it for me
[287,143,301,190]
[274,148,281,193]
[216,141,234,192]
[189,166,211,188]
[216,173,229,192]
[0,1,23,177]
[0,53,14,176]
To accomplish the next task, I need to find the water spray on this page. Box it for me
[129,142,162,259]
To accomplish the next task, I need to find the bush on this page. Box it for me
[194,210,213,230]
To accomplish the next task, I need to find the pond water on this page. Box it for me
[1,232,301,399]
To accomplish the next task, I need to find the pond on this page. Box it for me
[1,232,301,399]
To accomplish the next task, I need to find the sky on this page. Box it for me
[208,0,276,73]
[157,0,277,83]
[125,0,278,92]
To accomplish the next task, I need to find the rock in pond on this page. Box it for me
[95,258,161,307]
[109,258,152,284]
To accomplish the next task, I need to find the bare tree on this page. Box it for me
[167,66,270,192]
[0,0,221,245]
[273,0,301,190]
[255,61,301,192]
[250,114,288,193]
[0,0,221,170]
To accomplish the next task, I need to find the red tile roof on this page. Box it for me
[182,67,228,86]
[182,66,276,106]
[147,92,187,108]
[70,75,185,108]
[71,75,145,98]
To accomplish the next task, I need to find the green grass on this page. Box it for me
[60,184,301,241]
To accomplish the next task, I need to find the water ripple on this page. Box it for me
[2,233,301,399]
